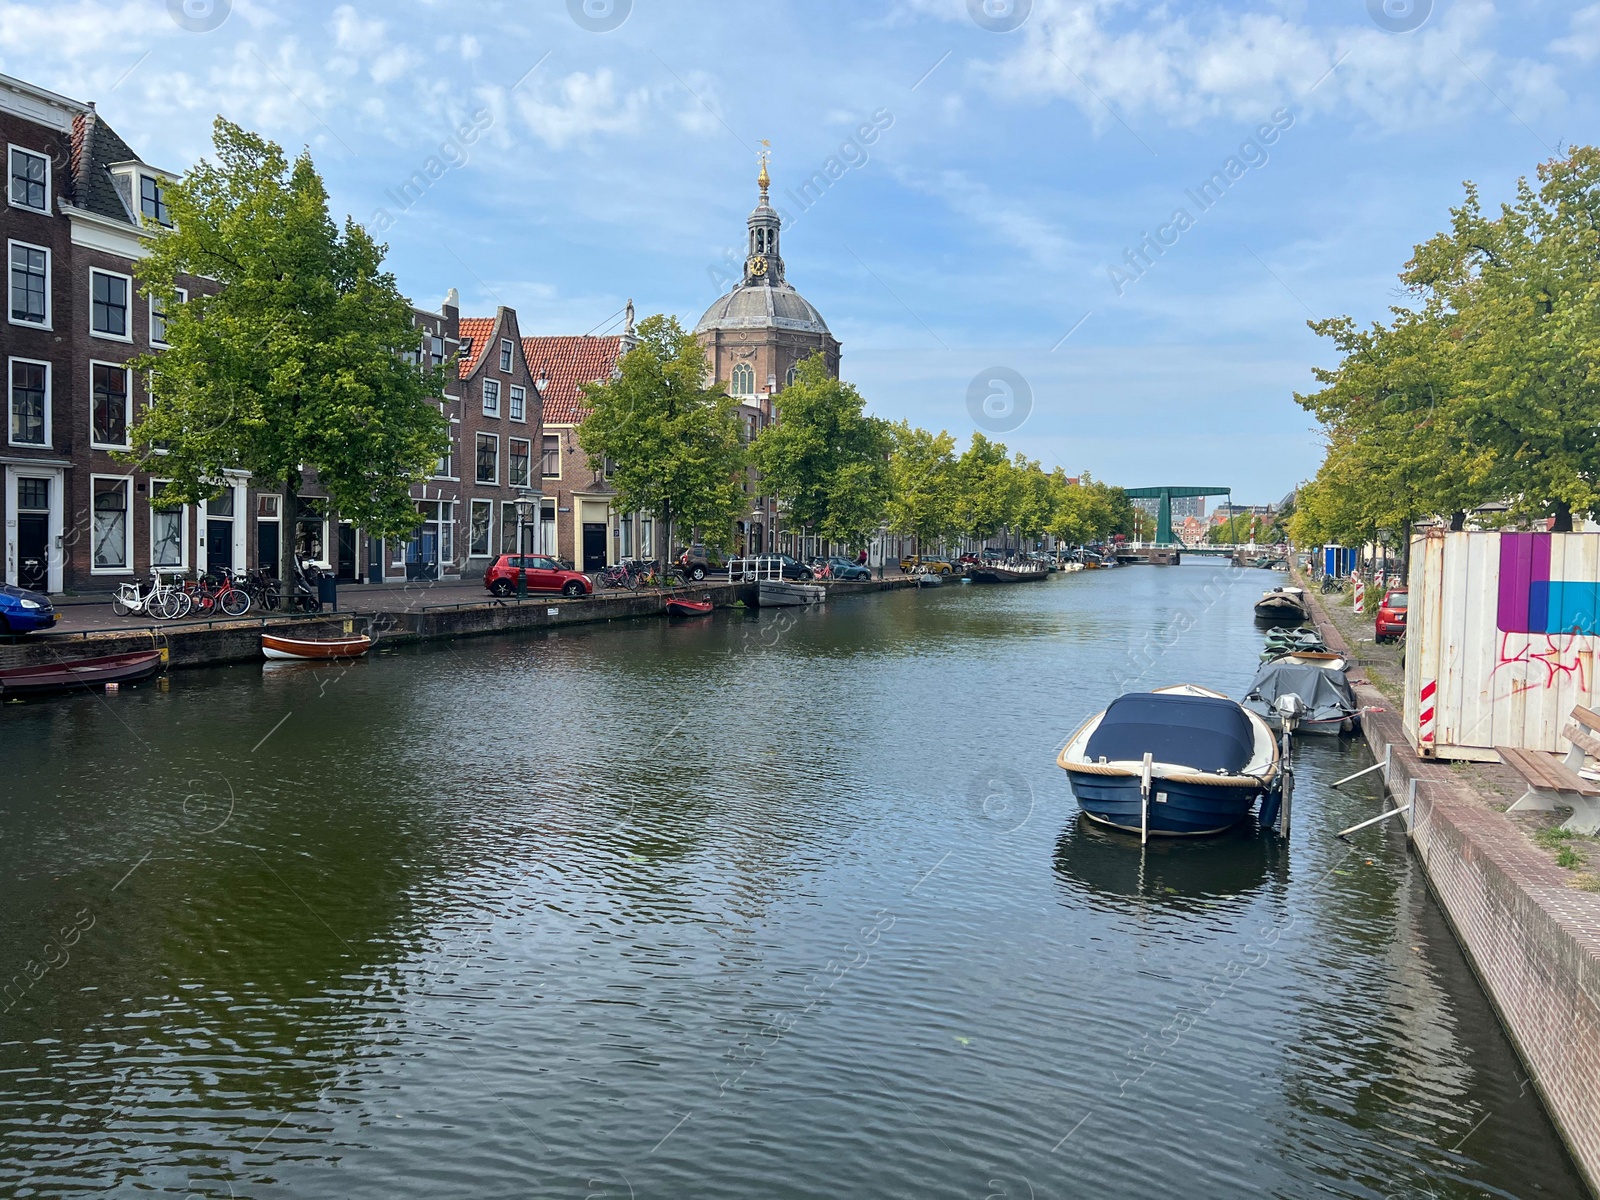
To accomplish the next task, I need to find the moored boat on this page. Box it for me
[1254,586,1309,622]
[666,595,714,617]
[261,632,372,661]
[1242,660,1359,736]
[757,580,825,607]
[915,572,943,587]
[1056,684,1280,837]
[0,649,163,696]
[969,562,1049,583]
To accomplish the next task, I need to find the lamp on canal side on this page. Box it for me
[515,489,533,599]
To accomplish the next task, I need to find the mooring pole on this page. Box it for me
[1140,752,1153,846]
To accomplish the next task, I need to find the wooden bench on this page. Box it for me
[1500,705,1600,834]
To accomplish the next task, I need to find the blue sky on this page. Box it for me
[6,0,1599,503]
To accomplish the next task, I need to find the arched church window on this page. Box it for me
[731,362,755,396]
[785,364,797,388]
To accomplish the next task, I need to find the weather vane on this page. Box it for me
[758,140,771,194]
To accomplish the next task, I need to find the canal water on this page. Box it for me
[0,564,1588,1199]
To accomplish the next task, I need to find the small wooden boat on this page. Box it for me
[1057,684,1280,837]
[0,649,163,696]
[915,572,943,588]
[1278,651,1348,672]
[666,595,714,617]
[261,632,372,660]
[757,580,826,607]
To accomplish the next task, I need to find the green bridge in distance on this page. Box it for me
[1122,486,1233,546]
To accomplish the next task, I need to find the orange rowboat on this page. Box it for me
[261,632,372,661]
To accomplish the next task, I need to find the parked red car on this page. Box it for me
[1375,589,1407,643]
[484,554,592,598]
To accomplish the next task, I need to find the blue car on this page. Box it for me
[0,584,57,634]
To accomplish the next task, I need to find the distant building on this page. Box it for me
[1177,515,1207,547]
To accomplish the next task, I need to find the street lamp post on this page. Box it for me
[516,489,533,599]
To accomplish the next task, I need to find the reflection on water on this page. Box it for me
[1054,814,1287,914]
[0,564,1588,1199]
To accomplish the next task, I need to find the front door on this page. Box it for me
[367,535,383,584]
[257,521,280,579]
[206,520,232,575]
[337,523,357,581]
[17,514,47,592]
[16,476,50,591]
[407,530,438,581]
[582,523,607,572]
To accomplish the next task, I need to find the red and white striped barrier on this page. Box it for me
[1418,679,1437,748]
[1352,575,1365,614]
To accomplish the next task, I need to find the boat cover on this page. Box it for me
[1083,693,1255,774]
[1243,661,1357,724]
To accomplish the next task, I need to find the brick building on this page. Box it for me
[522,321,632,571]
[3,73,209,595]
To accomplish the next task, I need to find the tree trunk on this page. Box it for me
[1552,500,1573,532]
[281,471,299,607]
[1399,518,1413,581]
[1449,510,1466,532]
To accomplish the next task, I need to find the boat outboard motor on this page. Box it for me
[1263,694,1304,836]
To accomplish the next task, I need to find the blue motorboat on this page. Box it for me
[1056,685,1280,838]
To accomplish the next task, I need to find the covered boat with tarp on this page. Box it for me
[1056,684,1279,837]
[1242,659,1359,736]
[1254,586,1309,622]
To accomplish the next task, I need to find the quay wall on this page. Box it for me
[1302,585,1600,1196]
[0,578,919,673]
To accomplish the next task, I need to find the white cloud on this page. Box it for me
[510,69,648,149]
[330,5,418,86]
[1551,3,1600,63]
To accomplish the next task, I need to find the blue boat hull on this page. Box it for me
[1066,771,1264,837]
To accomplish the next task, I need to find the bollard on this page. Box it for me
[1352,574,1365,614]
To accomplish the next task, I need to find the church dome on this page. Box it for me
[694,156,832,339]
[694,282,831,336]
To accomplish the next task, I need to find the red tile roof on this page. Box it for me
[521,335,623,426]
[457,316,496,379]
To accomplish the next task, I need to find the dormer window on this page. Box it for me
[140,175,171,226]
[8,147,48,214]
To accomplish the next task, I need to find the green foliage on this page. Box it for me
[953,433,1016,543]
[577,314,746,552]
[750,354,893,547]
[1297,145,1600,540]
[884,421,958,549]
[128,118,450,562]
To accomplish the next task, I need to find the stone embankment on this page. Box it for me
[1299,580,1600,1196]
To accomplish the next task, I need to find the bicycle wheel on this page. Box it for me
[219,587,251,617]
[111,592,133,618]
[150,590,180,620]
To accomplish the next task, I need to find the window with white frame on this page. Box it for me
[9,358,48,447]
[469,499,493,556]
[9,241,48,326]
[9,147,48,213]
[541,434,560,478]
[509,384,525,422]
[150,481,185,568]
[90,270,130,339]
[500,502,519,558]
[540,500,556,555]
[476,432,498,484]
[427,335,446,369]
[509,437,531,487]
[731,362,755,396]
[482,377,500,416]
[786,364,798,388]
[91,363,131,448]
[499,339,513,372]
[92,476,131,570]
[149,287,185,346]
[139,175,171,226]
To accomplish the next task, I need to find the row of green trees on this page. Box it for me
[122,119,1133,568]
[575,317,1134,556]
[1292,145,1600,548]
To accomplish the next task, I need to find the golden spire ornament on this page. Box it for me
[757,140,771,199]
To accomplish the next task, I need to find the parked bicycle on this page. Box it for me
[110,573,187,620]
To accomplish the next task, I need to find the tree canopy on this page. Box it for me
[576,314,746,552]
[129,118,450,582]
[749,355,893,548]
[1295,145,1600,542]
